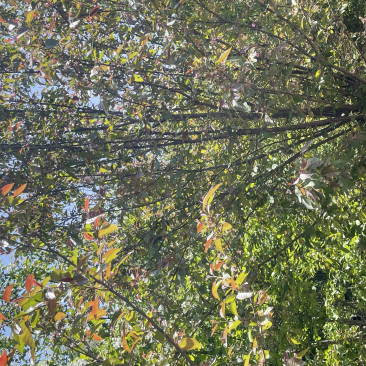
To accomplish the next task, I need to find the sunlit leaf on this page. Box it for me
[222,222,232,232]
[13,184,26,197]
[179,337,201,350]
[104,248,121,263]
[212,281,219,299]
[25,274,34,292]
[1,183,14,196]
[83,232,94,240]
[202,183,222,211]
[204,238,212,252]
[217,47,232,64]
[214,239,224,253]
[98,224,118,237]
[197,222,204,233]
[54,312,67,321]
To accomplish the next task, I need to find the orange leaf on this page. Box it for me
[220,299,226,318]
[16,121,23,131]
[230,277,238,290]
[197,222,204,233]
[77,296,83,310]
[3,284,13,302]
[130,337,140,352]
[83,197,89,212]
[300,187,306,196]
[25,274,34,292]
[83,232,94,240]
[212,281,219,299]
[0,350,7,366]
[87,309,107,320]
[214,260,225,271]
[92,298,98,315]
[86,330,103,341]
[1,183,14,196]
[122,335,131,353]
[13,184,26,197]
[92,333,103,341]
[204,238,212,253]
[95,216,100,228]
[0,313,6,320]
[211,323,218,336]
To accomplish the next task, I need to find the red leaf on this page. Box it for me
[83,232,94,240]
[0,313,6,320]
[25,274,34,292]
[13,184,27,197]
[3,284,13,302]
[90,6,99,17]
[0,350,7,366]
[1,184,14,196]
[83,197,89,212]
[95,216,100,228]
[0,18,5,23]
[60,277,74,282]
[12,297,23,303]
[5,39,12,43]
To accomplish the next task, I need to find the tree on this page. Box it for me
[1,0,366,365]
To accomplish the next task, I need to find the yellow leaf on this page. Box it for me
[244,354,250,366]
[202,183,222,211]
[116,44,124,55]
[222,222,232,232]
[26,10,34,25]
[214,239,224,253]
[229,301,238,316]
[262,321,272,330]
[229,320,241,332]
[179,337,201,350]
[253,337,258,348]
[54,312,67,321]
[21,323,35,349]
[217,47,232,64]
[236,271,248,286]
[228,346,233,357]
[212,281,219,299]
[104,248,121,263]
[98,223,118,237]
[290,336,301,345]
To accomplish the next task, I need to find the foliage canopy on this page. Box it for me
[1,0,366,365]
